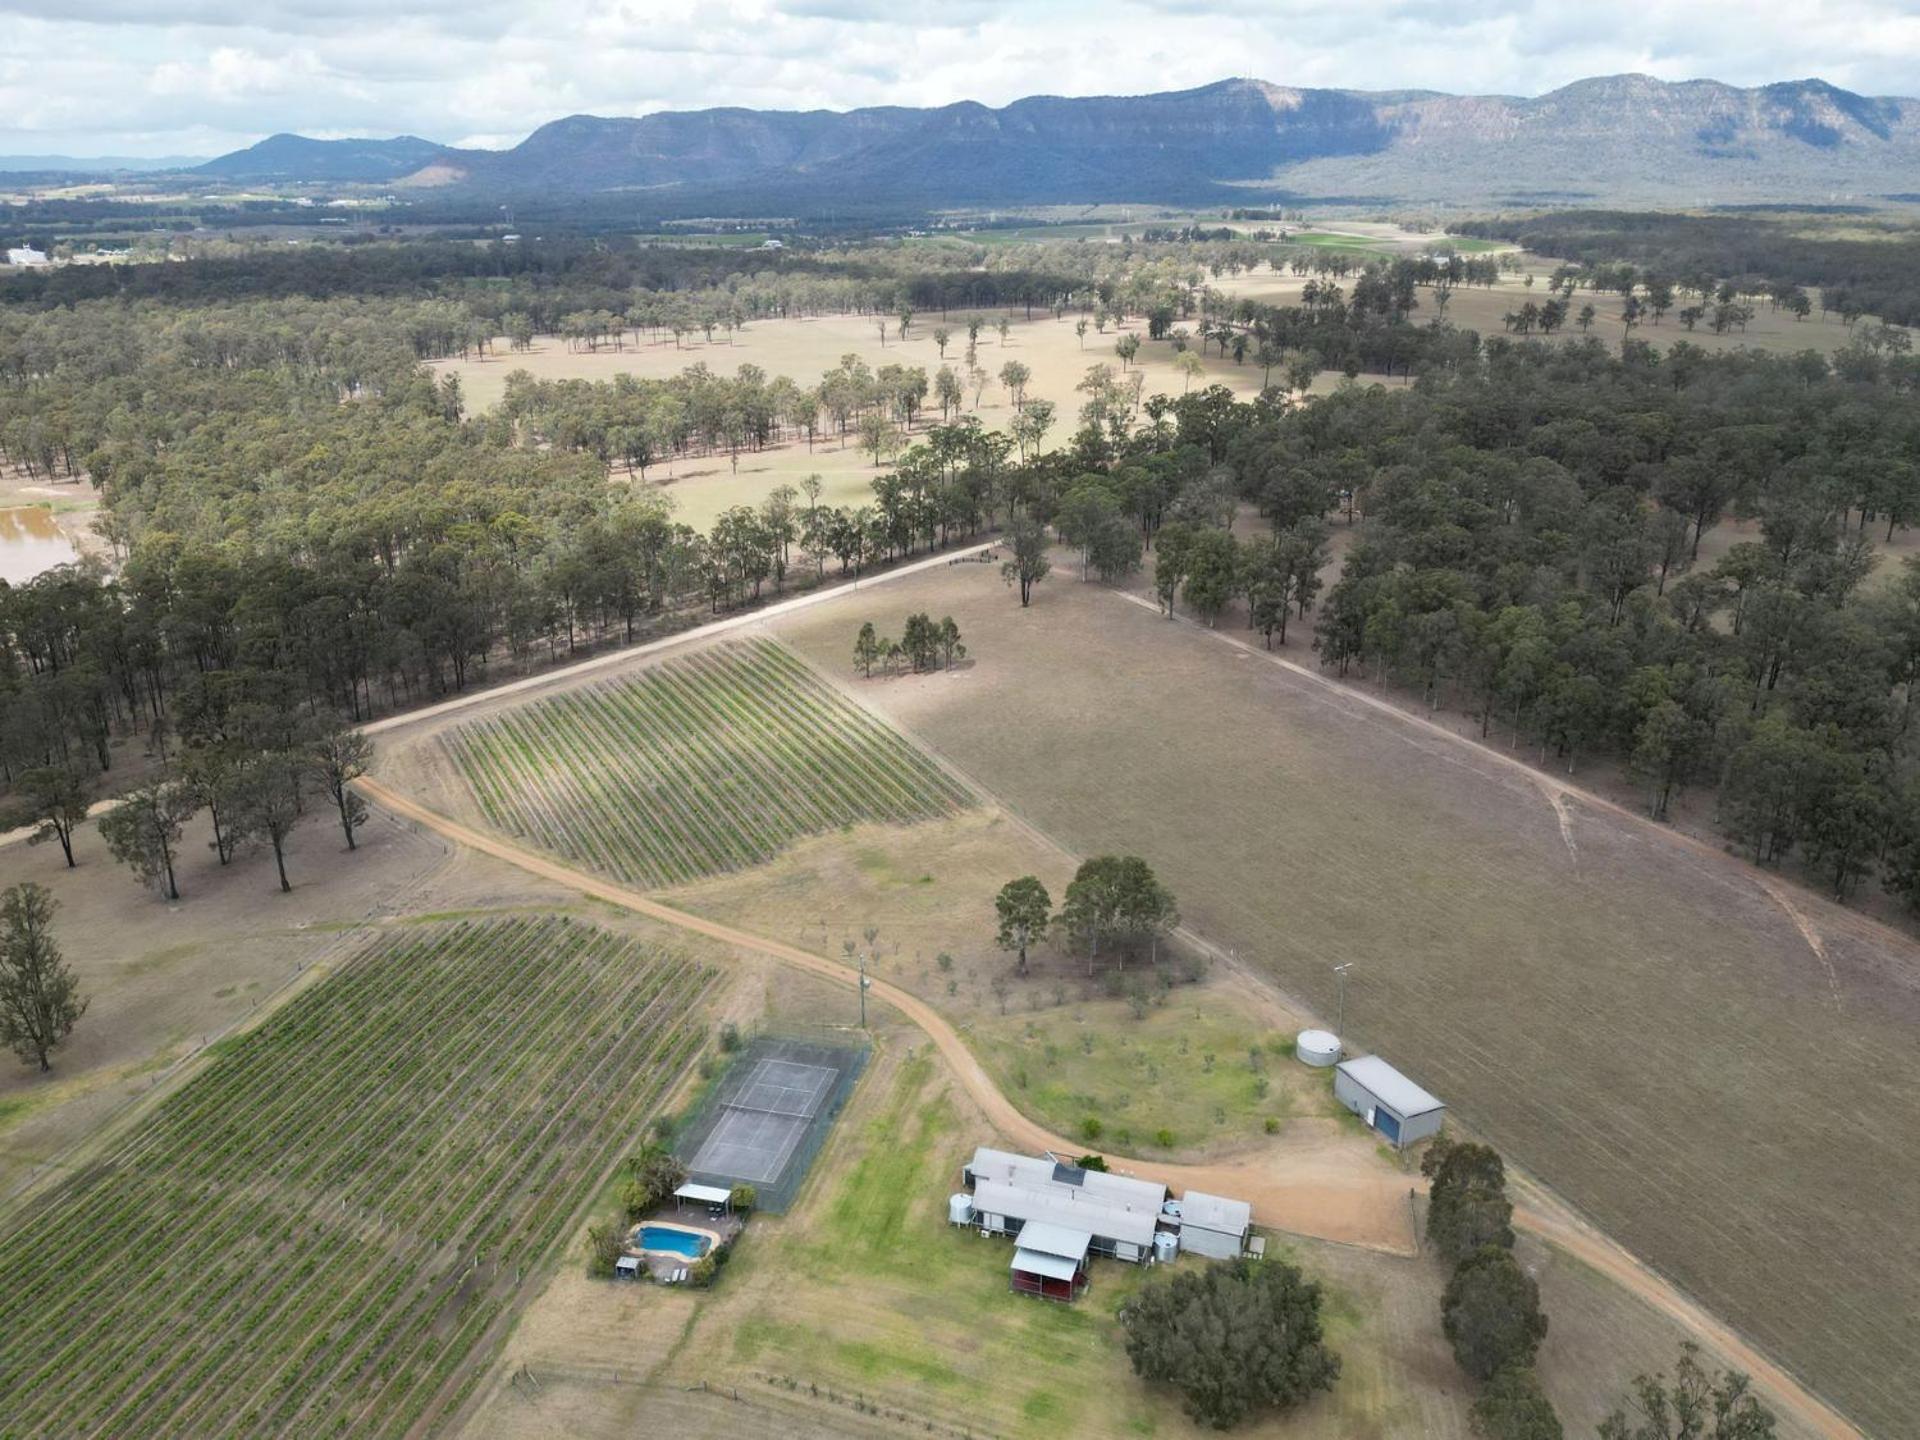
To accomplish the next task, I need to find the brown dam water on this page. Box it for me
[0,506,79,583]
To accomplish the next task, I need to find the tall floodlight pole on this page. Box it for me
[1333,963,1353,1055]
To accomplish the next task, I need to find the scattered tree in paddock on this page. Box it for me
[1060,855,1178,970]
[901,613,941,672]
[994,876,1051,975]
[12,765,91,867]
[1597,1343,1777,1440]
[97,781,198,901]
[234,753,305,893]
[308,720,373,850]
[854,621,881,678]
[1470,1366,1563,1440]
[1441,1245,1549,1382]
[1120,1257,1340,1428]
[998,360,1031,410]
[0,883,87,1073]
[1001,515,1052,607]
[1115,333,1141,369]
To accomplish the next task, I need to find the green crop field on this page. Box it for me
[0,916,714,1440]
[441,639,973,889]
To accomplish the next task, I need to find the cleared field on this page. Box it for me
[429,307,1263,529]
[769,560,1920,1439]
[0,915,715,1440]
[440,639,972,889]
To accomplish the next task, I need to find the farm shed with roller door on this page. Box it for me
[1334,1055,1445,1149]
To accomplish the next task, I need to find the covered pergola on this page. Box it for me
[674,1181,734,1215]
[1009,1221,1092,1303]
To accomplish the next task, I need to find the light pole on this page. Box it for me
[1333,963,1353,1055]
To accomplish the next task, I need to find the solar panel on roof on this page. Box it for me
[1052,1162,1086,1186]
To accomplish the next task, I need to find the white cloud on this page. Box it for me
[0,0,1913,157]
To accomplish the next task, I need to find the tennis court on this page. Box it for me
[677,1035,868,1212]
[691,1059,837,1183]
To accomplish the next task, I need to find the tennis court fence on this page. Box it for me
[674,1033,869,1213]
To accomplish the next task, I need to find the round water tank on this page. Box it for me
[1153,1230,1179,1263]
[948,1193,974,1226]
[1296,1029,1342,1067]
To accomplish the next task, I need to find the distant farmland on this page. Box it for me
[0,917,713,1439]
[440,639,973,889]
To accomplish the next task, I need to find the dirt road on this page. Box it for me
[356,776,1860,1440]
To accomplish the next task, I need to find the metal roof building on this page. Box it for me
[1176,1190,1253,1259]
[1009,1220,1093,1302]
[1334,1055,1446,1149]
[962,1147,1166,1265]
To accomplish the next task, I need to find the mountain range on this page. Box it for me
[189,76,1920,211]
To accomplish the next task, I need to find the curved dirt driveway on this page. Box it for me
[357,776,1859,1440]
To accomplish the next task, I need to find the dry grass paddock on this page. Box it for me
[765,558,1919,1440]
[429,308,1264,531]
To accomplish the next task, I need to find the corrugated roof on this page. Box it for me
[1011,1247,1080,1281]
[1016,1222,1092,1261]
[966,1147,1165,1212]
[675,1182,733,1204]
[972,1178,1160,1247]
[1337,1055,1445,1117]
[1179,1190,1252,1235]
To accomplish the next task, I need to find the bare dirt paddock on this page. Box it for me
[767,561,1920,1439]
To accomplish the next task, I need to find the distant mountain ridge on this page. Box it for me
[194,134,444,183]
[195,76,1920,209]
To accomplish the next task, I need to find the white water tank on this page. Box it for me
[1296,1029,1342,1067]
[948,1193,974,1226]
[1153,1230,1179,1263]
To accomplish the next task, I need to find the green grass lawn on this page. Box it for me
[704,1051,1168,1437]
[972,995,1342,1156]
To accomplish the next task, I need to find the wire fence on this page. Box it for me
[675,1033,869,1213]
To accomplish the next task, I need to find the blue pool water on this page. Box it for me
[638,1225,711,1258]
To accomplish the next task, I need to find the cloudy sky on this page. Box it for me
[3,0,1918,158]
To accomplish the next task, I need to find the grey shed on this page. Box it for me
[1334,1055,1446,1148]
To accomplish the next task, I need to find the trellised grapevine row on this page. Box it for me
[441,637,972,888]
[0,916,715,1439]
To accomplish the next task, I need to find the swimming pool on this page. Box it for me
[637,1225,711,1258]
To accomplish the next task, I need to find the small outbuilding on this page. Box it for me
[1334,1055,1446,1148]
[613,1254,642,1279]
[1009,1220,1092,1302]
[1177,1190,1253,1259]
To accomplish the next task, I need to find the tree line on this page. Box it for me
[1456,210,1920,329]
